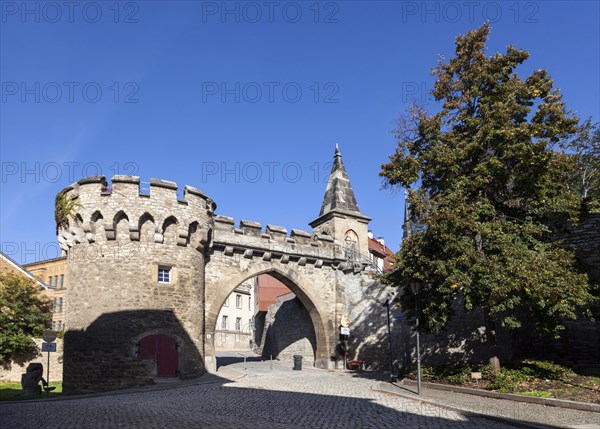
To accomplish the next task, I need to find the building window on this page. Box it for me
[236,294,242,309]
[235,317,241,331]
[57,321,63,331]
[51,321,56,331]
[221,315,228,330]
[158,266,171,283]
[223,297,229,307]
[48,276,52,287]
[58,298,63,313]
[54,275,58,286]
[53,298,57,312]
[60,274,64,289]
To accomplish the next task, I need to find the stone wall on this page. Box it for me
[511,213,600,371]
[254,298,316,364]
[0,339,63,383]
[552,213,600,284]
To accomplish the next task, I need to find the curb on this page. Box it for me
[373,382,555,429]
[401,379,600,413]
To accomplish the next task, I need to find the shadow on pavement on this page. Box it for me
[0,369,566,429]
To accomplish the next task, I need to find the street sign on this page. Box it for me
[42,331,56,343]
[41,342,57,352]
[340,327,350,336]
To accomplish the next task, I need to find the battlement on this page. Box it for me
[212,216,347,267]
[57,176,215,253]
[60,176,216,209]
[56,176,358,271]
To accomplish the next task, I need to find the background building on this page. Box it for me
[0,252,63,383]
[214,279,255,351]
[1,251,48,289]
[24,256,68,332]
[366,232,395,274]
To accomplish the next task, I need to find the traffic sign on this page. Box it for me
[42,331,57,343]
[340,327,350,336]
[41,342,57,352]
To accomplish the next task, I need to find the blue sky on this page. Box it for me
[1,1,599,264]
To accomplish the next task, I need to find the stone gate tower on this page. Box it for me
[58,176,214,392]
[57,146,386,393]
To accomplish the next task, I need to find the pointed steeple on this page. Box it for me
[310,146,371,259]
[402,189,411,239]
[317,144,362,217]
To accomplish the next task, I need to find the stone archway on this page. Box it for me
[204,266,331,373]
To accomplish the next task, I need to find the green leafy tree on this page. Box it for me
[561,117,600,209]
[0,274,52,369]
[381,24,595,371]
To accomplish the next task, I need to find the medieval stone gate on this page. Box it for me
[57,147,386,393]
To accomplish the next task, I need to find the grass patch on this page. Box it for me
[0,381,62,401]
[404,360,600,403]
[519,390,551,398]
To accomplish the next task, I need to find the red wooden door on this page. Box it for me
[139,335,178,377]
[156,335,178,376]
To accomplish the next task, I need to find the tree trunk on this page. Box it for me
[484,311,501,374]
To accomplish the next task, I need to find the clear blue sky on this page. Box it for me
[1,1,599,264]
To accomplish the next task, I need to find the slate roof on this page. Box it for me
[318,145,363,217]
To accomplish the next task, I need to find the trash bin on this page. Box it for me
[293,355,302,371]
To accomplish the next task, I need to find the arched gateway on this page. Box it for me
[58,146,382,393]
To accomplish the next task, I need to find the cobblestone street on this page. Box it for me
[1,357,527,429]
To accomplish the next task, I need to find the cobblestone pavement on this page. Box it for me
[1,358,530,429]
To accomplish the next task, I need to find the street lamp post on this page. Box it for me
[383,299,397,383]
[409,278,423,395]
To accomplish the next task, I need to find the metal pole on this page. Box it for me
[415,292,421,395]
[46,351,50,398]
[385,300,395,382]
[244,355,247,371]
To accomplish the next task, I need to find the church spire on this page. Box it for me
[310,145,371,258]
[317,144,362,217]
[402,189,411,239]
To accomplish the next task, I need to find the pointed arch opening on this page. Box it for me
[162,216,178,245]
[113,211,130,241]
[138,212,155,243]
[205,267,329,372]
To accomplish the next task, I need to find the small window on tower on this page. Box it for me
[158,266,171,283]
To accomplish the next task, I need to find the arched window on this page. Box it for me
[344,230,359,261]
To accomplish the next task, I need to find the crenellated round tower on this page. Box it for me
[57,175,215,393]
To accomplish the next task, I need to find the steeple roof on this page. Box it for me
[318,144,363,217]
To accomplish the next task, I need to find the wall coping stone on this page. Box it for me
[150,178,178,190]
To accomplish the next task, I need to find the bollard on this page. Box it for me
[293,355,303,371]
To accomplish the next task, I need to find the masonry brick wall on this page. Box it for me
[255,298,316,364]
[0,339,63,383]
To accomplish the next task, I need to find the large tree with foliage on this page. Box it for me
[561,117,600,210]
[0,274,52,369]
[380,23,595,370]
